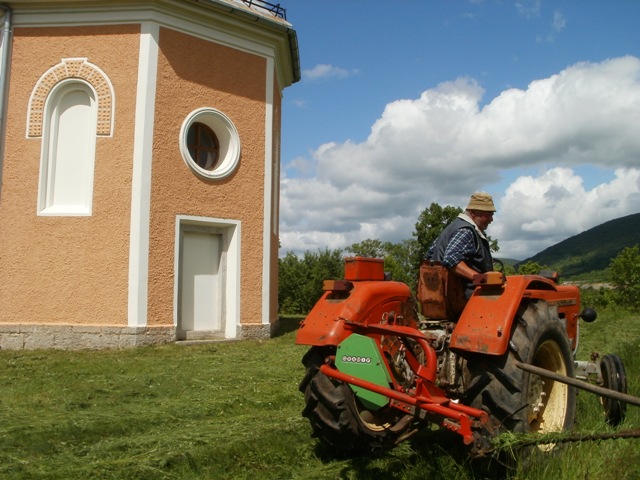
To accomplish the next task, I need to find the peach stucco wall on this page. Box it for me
[146,27,268,326]
[0,25,140,325]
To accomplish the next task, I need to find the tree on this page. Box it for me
[348,238,419,289]
[499,262,516,275]
[382,239,421,288]
[278,248,344,315]
[278,251,306,314]
[347,239,388,259]
[517,261,548,275]
[609,245,640,309]
[413,202,462,266]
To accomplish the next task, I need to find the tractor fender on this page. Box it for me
[449,275,560,355]
[295,280,414,347]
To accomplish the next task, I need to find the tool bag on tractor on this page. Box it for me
[417,261,466,319]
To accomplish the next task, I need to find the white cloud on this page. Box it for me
[552,10,566,32]
[280,57,640,259]
[515,0,541,18]
[536,9,566,43]
[537,9,566,43]
[491,167,640,258]
[302,64,359,81]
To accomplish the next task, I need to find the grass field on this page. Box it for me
[0,310,638,480]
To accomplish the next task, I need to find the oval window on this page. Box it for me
[180,108,241,180]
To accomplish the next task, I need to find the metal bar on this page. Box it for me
[518,429,640,447]
[240,0,286,19]
[516,361,640,407]
[319,363,484,444]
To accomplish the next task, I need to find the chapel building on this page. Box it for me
[0,0,300,349]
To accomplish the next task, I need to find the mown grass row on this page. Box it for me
[0,310,638,479]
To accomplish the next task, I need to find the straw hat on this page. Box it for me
[466,192,496,212]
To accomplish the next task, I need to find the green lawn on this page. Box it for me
[0,312,638,479]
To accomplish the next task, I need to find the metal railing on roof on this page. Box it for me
[240,0,286,20]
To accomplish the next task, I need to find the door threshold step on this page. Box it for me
[174,338,231,346]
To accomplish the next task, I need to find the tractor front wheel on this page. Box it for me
[299,346,413,456]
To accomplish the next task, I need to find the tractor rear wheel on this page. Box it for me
[299,346,413,456]
[464,300,576,436]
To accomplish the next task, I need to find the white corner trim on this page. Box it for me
[262,57,275,326]
[128,22,159,327]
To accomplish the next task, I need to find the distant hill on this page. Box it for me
[515,212,640,278]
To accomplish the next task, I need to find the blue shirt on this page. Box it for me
[428,228,477,269]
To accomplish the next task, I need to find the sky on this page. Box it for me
[278,0,640,260]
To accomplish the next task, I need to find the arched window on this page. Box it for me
[38,81,97,215]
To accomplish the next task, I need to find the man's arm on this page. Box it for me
[442,228,487,280]
[451,260,478,280]
[441,229,476,270]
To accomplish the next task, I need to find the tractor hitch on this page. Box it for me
[319,363,489,446]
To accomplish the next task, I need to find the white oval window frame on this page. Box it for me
[179,107,241,180]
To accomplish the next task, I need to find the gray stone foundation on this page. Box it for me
[238,322,274,340]
[0,322,276,350]
[0,324,176,350]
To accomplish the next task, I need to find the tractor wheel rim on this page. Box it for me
[528,339,569,433]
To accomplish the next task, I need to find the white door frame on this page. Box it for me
[174,215,241,339]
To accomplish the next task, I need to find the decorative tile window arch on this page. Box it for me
[28,59,114,216]
[27,58,114,138]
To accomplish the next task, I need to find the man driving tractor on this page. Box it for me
[427,192,497,299]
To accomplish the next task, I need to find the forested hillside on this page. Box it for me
[517,212,640,278]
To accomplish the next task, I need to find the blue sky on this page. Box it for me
[278,1,640,260]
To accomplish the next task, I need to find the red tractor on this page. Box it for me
[295,257,630,456]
